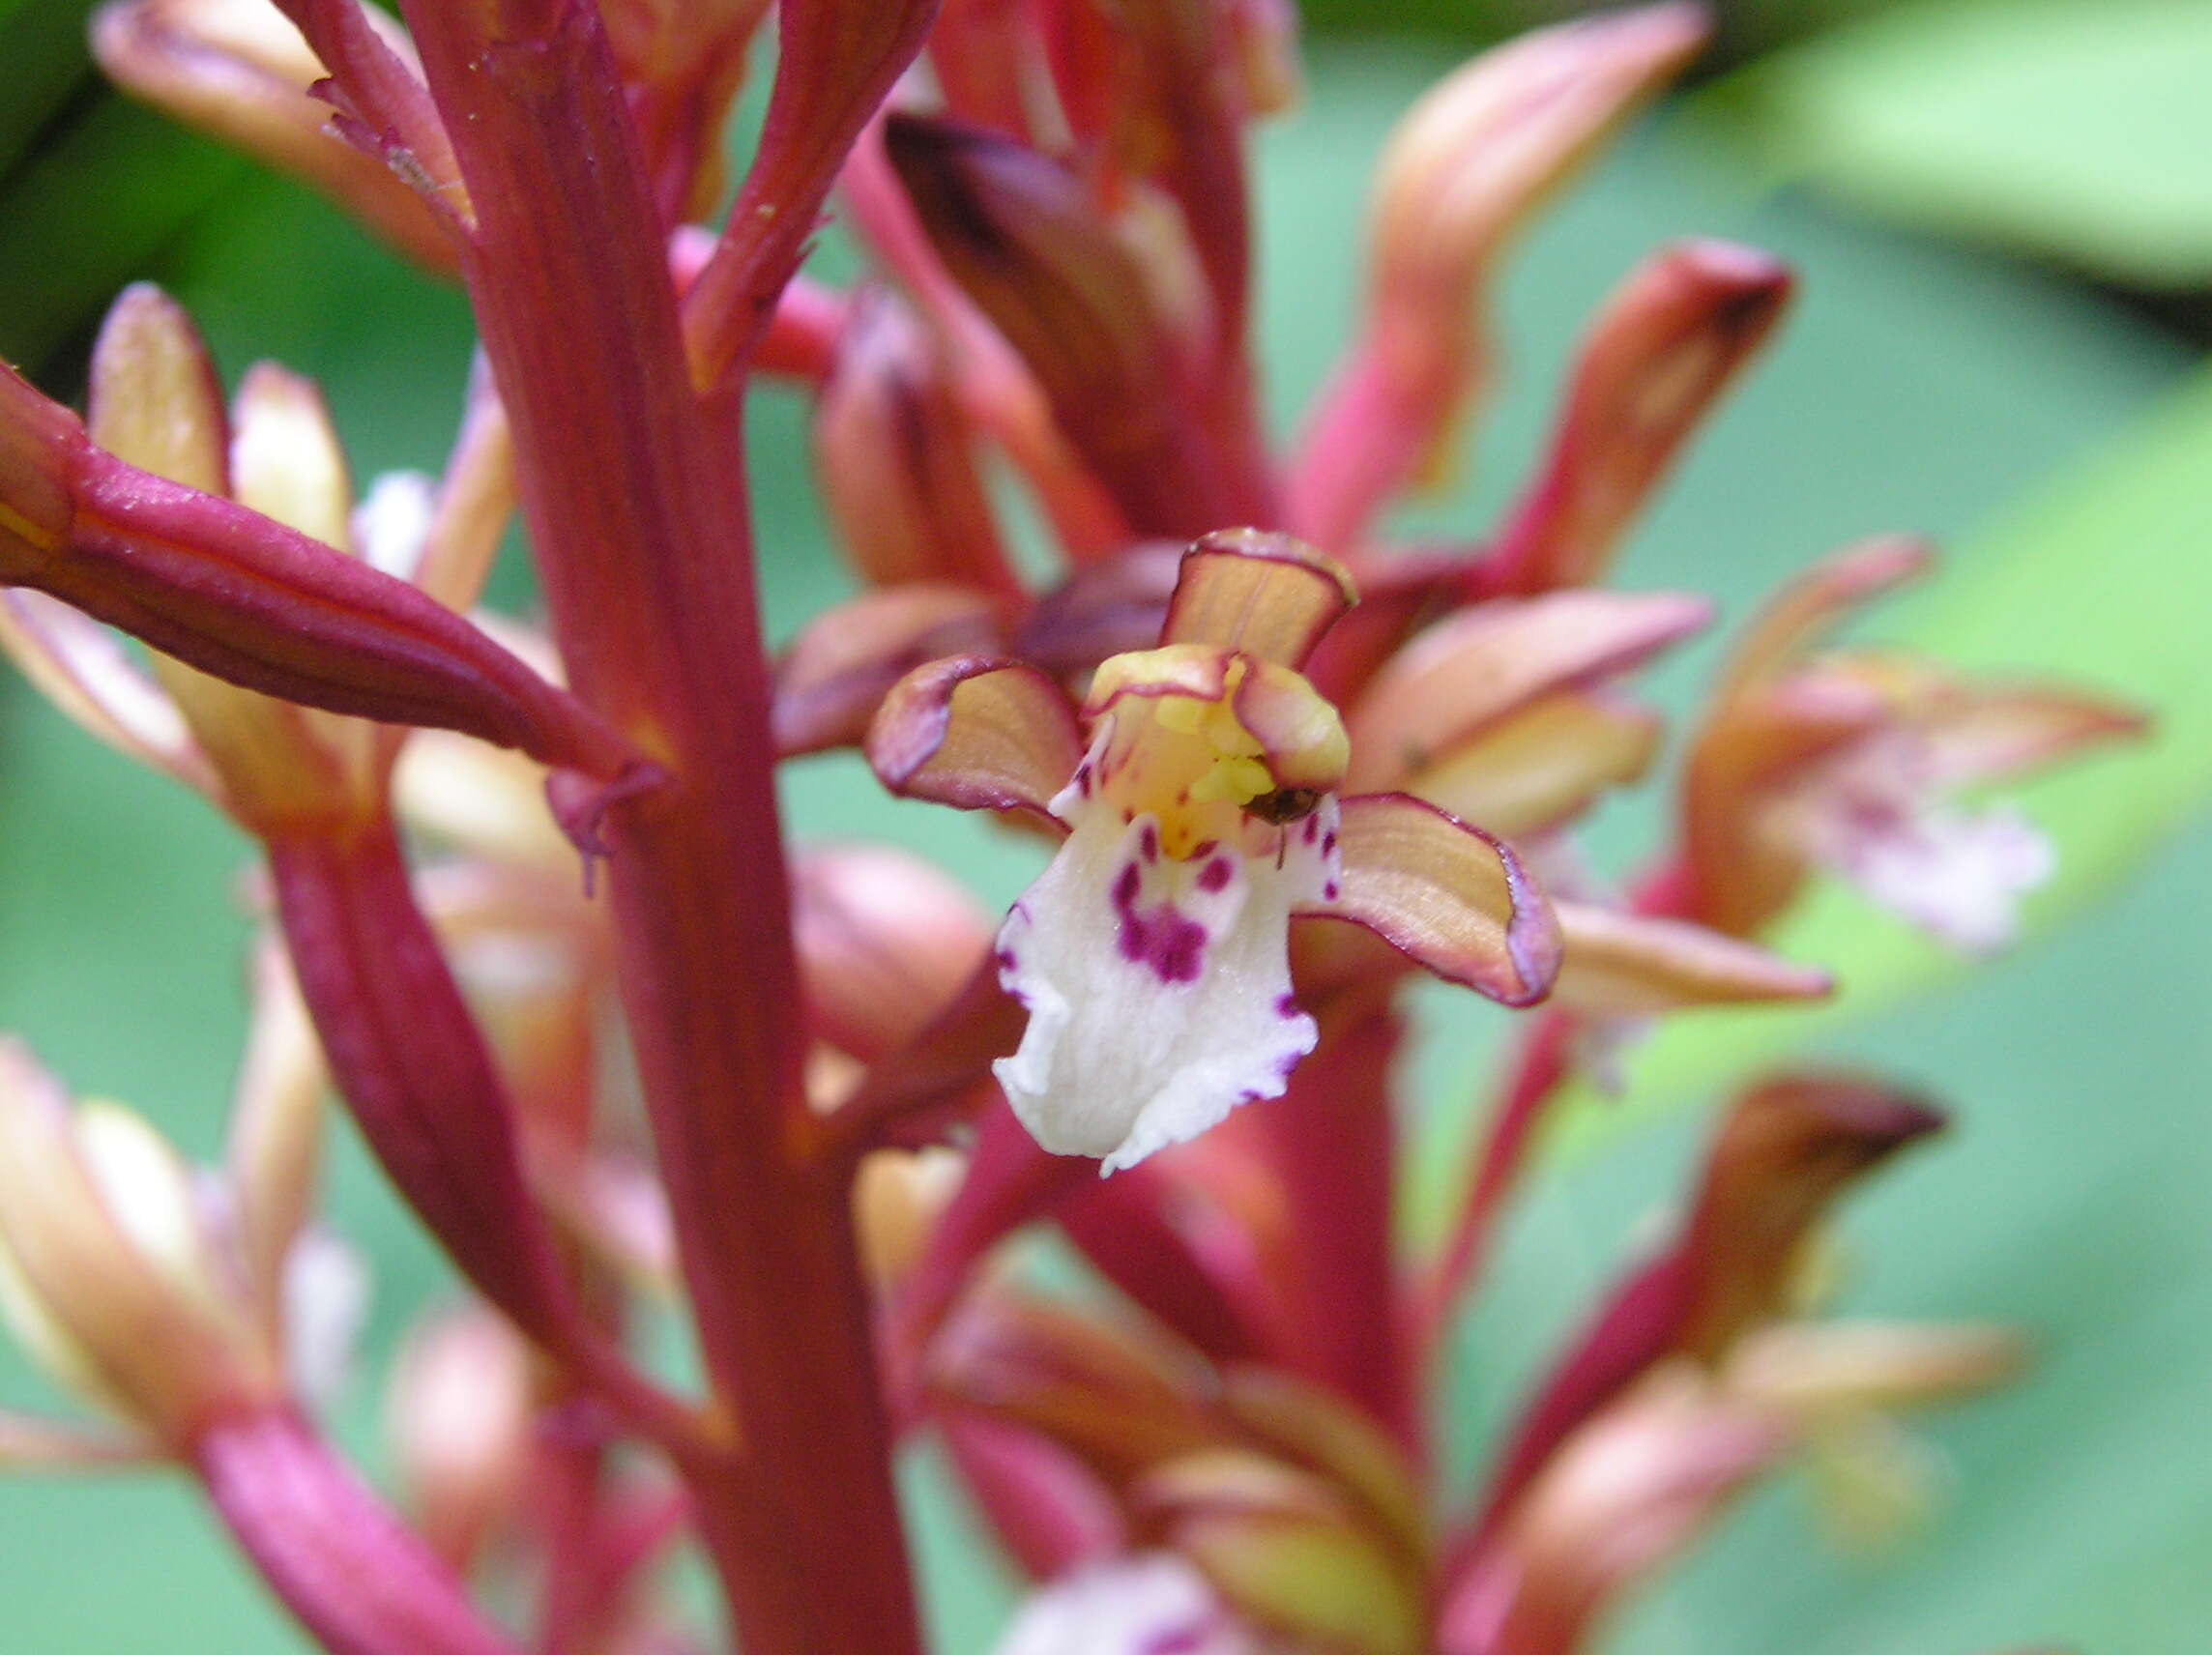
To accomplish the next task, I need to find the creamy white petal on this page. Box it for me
[1810,800,2051,956]
[992,1553,1256,1655]
[994,797,1338,1176]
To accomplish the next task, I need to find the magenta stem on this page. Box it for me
[197,1408,528,1655]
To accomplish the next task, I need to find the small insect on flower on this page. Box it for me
[870,531,1562,1174]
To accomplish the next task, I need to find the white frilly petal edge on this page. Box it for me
[992,798,1338,1175]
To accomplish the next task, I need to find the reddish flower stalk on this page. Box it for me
[392,0,926,1647]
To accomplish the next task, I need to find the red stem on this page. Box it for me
[395,5,920,1650]
[1252,994,1415,1445]
[197,1408,528,1655]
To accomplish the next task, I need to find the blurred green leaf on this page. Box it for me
[1706,0,2212,286]
[0,91,245,373]
[0,0,102,181]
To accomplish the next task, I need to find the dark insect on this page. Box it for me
[1243,786,1323,826]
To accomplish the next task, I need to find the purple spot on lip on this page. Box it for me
[1139,822,1159,862]
[1275,1053,1301,1079]
[1143,1632,1212,1655]
[1322,829,1337,856]
[1302,815,1320,844]
[995,948,1017,973]
[1274,993,1300,1019]
[1197,857,1234,893]
[1324,880,1340,901]
[1112,857,1208,983]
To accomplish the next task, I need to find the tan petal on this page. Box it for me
[1344,590,1707,793]
[1492,239,1792,594]
[1309,794,1560,1005]
[1161,531,1356,668]
[867,653,1083,819]
[1139,1449,1424,1655]
[1713,535,1930,704]
[774,584,1003,756]
[792,844,994,1060]
[1725,1321,2027,1417]
[0,589,208,787]
[1915,682,2147,789]
[1551,904,1830,1014]
[1406,689,1660,838]
[0,1043,276,1443]
[85,284,229,494]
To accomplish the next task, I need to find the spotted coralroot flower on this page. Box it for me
[1681,537,2145,953]
[870,532,1560,1172]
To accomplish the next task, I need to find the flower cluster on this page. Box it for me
[0,3,2141,1655]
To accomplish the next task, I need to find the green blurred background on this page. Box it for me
[4,1,2211,1650]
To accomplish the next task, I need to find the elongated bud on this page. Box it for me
[1492,240,1792,593]
[929,1290,1225,1488]
[1292,4,1705,546]
[1465,1072,1940,1553]
[681,0,939,386]
[1226,0,1302,117]
[0,1043,280,1448]
[814,291,1019,595]
[1441,1367,1785,1655]
[224,941,327,1339]
[1674,1074,1944,1361]
[0,356,636,786]
[92,0,456,269]
[793,845,995,1060]
[386,1304,535,1571]
[884,114,1243,537]
[597,0,767,218]
[1136,1450,1423,1655]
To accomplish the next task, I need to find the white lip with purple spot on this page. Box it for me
[992,780,1341,1174]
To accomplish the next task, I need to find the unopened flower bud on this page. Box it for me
[0,1042,280,1449]
[884,114,1244,537]
[1493,239,1792,594]
[385,1303,535,1571]
[853,1145,967,1292]
[1294,4,1705,545]
[1136,1449,1423,1655]
[1225,0,1303,117]
[1441,1366,1784,1655]
[792,844,994,1061]
[84,295,375,834]
[814,291,1018,595]
[92,0,456,269]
